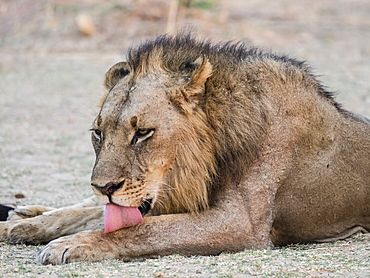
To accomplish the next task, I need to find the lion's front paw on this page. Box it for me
[0,220,46,244]
[37,238,93,265]
[8,205,55,220]
[36,231,114,265]
[7,220,47,244]
[0,221,11,242]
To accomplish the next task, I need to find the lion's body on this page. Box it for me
[272,110,370,245]
[1,34,369,264]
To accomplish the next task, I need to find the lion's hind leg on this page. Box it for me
[316,226,370,243]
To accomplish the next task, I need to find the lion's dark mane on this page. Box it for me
[126,33,341,207]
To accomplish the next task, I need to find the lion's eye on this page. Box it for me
[137,129,151,136]
[131,128,154,145]
[91,129,102,142]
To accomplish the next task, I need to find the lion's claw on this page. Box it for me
[37,240,75,265]
[37,237,80,265]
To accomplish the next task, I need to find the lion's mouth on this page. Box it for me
[104,199,153,233]
[138,199,152,215]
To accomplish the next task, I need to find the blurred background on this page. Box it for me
[0,0,369,207]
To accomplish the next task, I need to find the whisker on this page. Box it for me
[74,104,99,120]
[145,189,173,194]
[144,180,176,190]
[82,104,99,118]
[151,198,165,210]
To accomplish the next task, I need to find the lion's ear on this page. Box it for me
[183,56,213,89]
[178,56,212,109]
[173,56,212,112]
[104,62,130,90]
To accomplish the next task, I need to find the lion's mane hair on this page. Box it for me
[109,33,339,215]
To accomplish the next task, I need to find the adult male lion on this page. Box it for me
[1,34,369,265]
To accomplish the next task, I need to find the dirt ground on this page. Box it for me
[0,0,369,277]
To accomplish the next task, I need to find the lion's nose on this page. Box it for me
[92,181,124,196]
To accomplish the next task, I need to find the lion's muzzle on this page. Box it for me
[91,180,154,233]
[92,181,123,201]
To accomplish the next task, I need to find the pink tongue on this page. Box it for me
[104,203,143,233]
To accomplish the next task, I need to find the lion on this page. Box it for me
[0,33,369,265]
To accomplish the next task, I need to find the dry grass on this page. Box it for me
[0,234,369,277]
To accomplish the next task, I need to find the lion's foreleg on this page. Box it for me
[0,196,104,244]
[7,205,56,220]
[37,188,275,265]
[37,208,252,264]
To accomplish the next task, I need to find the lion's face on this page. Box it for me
[91,71,181,210]
[90,58,214,215]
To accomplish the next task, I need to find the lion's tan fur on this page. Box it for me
[95,36,270,214]
[109,35,270,215]
[1,33,369,265]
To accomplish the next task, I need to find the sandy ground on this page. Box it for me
[0,0,369,277]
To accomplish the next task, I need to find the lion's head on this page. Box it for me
[91,34,268,230]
